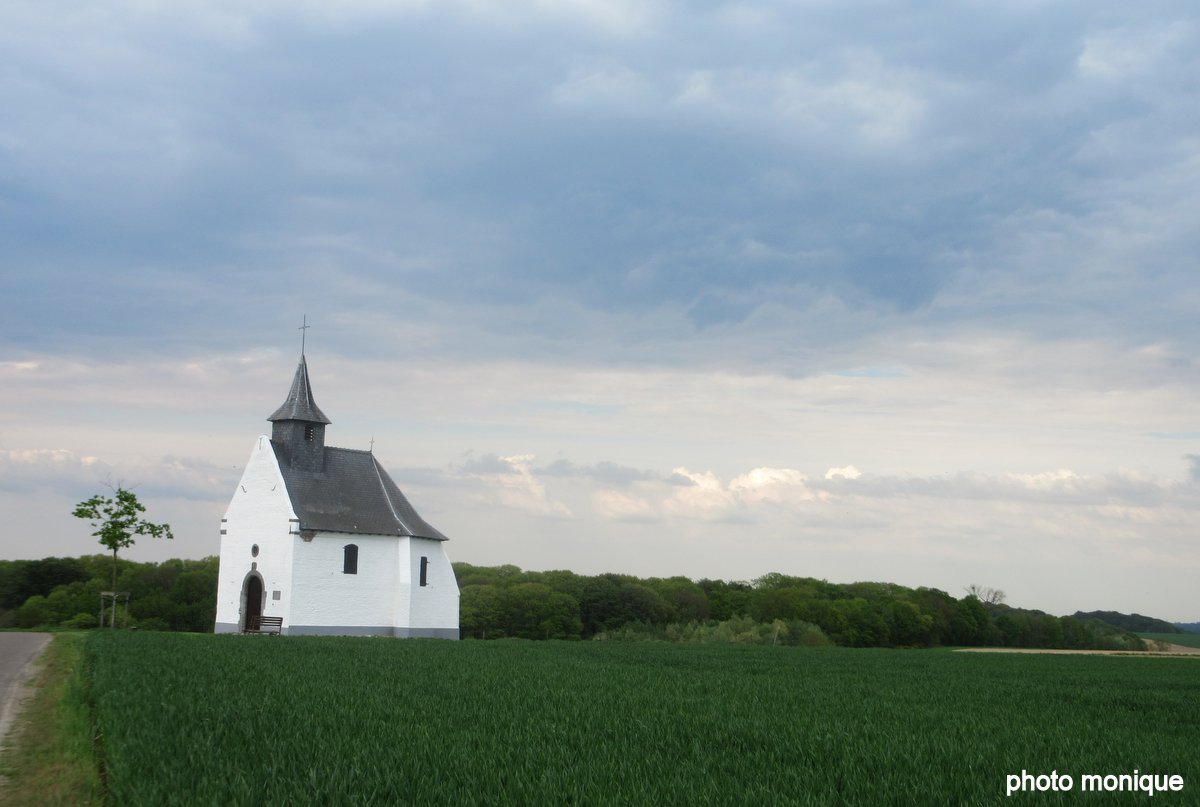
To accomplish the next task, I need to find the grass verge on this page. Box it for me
[0,633,103,806]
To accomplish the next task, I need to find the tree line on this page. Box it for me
[455,563,1146,650]
[1072,610,1184,635]
[0,555,216,632]
[0,555,1147,650]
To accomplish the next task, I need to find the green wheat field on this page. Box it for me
[86,632,1198,805]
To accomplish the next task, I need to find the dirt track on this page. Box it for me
[0,633,52,752]
[957,642,1200,656]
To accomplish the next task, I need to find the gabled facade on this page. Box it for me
[214,356,459,638]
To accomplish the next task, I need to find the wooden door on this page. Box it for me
[243,575,264,632]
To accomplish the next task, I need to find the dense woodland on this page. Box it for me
[0,555,1157,650]
[1072,610,1184,634]
[453,563,1149,649]
[0,555,217,632]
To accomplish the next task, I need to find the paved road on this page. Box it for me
[0,632,52,750]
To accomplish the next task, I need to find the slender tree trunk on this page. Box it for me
[111,548,119,628]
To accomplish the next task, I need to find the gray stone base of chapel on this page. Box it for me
[214,622,458,639]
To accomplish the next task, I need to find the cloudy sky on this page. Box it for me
[3,0,1198,620]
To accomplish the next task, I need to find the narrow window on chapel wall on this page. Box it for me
[419,556,429,587]
[343,544,358,575]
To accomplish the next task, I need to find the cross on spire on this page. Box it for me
[299,315,310,356]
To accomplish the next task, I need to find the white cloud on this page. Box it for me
[663,467,735,517]
[453,454,572,517]
[0,448,109,493]
[0,361,39,373]
[671,55,930,148]
[825,465,861,480]
[0,447,236,502]
[729,467,821,504]
[1078,22,1189,78]
[591,489,656,521]
[1008,468,1084,493]
[551,64,656,109]
[592,465,822,522]
[523,0,663,35]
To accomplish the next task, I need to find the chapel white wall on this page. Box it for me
[289,532,399,630]
[404,538,460,634]
[215,436,297,632]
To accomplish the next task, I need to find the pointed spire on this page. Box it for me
[268,355,331,424]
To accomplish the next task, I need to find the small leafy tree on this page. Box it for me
[73,486,174,624]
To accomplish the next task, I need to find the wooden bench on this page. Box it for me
[244,615,283,635]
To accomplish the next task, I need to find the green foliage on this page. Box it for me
[749,585,810,622]
[13,595,53,629]
[602,616,832,647]
[1074,610,1184,634]
[985,606,1145,651]
[950,595,990,644]
[450,563,1146,651]
[579,574,659,634]
[0,557,89,610]
[84,633,1200,805]
[60,612,100,630]
[72,486,174,600]
[696,578,752,620]
[72,487,174,557]
[459,584,504,638]
[646,576,711,622]
[887,599,934,646]
[0,555,216,632]
[462,582,582,640]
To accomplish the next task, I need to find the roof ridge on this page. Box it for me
[368,454,415,535]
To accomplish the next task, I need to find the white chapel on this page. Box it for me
[214,354,460,638]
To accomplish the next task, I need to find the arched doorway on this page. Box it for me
[241,573,264,632]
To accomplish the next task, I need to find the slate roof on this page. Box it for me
[272,443,449,541]
[268,356,331,425]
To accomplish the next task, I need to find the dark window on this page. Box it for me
[419,556,429,587]
[343,544,359,575]
[304,424,315,442]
